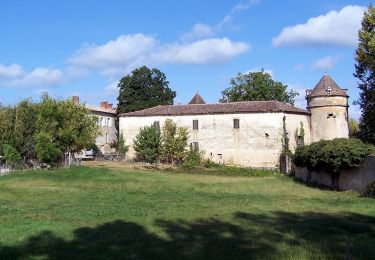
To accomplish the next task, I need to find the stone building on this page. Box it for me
[118,74,349,168]
[73,96,117,155]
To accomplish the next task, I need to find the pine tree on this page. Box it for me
[354,5,375,144]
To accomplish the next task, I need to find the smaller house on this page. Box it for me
[73,96,117,155]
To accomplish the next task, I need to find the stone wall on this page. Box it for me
[294,156,375,191]
[120,112,311,168]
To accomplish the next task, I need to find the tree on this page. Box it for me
[117,66,176,114]
[3,144,21,164]
[349,118,359,138]
[35,132,62,164]
[14,99,37,159]
[117,132,129,159]
[0,107,16,155]
[133,125,161,164]
[160,119,189,164]
[220,71,298,105]
[354,5,375,144]
[36,94,99,164]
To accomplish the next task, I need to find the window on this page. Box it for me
[326,87,332,94]
[193,120,199,130]
[265,133,269,139]
[233,119,240,129]
[191,142,199,151]
[100,117,104,127]
[105,133,109,143]
[107,118,111,127]
[153,121,160,129]
[327,113,336,118]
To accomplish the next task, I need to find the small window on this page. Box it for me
[153,121,160,129]
[233,119,240,129]
[105,133,109,143]
[326,87,332,94]
[265,133,269,139]
[191,142,199,151]
[327,113,336,118]
[107,118,111,127]
[193,120,199,130]
[100,117,104,127]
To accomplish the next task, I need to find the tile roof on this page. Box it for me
[85,104,117,115]
[120,100,309,117]
[188,93,206,104]
[306,74,348,98]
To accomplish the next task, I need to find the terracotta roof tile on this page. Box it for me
[120,100,309,117]
[188,93,206,104]
[306,74,348,98]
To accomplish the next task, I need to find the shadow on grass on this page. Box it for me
[1,211,374,259]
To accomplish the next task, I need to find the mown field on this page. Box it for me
[0,162,374,259]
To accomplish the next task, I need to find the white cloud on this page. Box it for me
[67,34,250,75]
[0,64,63,88]
[218,0,260,28]
[273,5,366,47]
[105,80,119,96]
[155,38,250,64]
[68,34,156,76]
[0,64,24,78]
[182,0,259,41]
[312,55,340,70]
[181,23,215,41]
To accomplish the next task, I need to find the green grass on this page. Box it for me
[0,165,374,259]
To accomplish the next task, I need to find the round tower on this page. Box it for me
[306,74,349,142]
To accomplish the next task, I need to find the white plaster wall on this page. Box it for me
[120,112,310,168]
[308,96,349,142]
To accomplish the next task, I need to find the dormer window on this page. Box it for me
[326,87,332,94]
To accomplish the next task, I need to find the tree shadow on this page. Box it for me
[1,211,374,259]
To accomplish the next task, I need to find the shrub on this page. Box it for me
[35,132,62,164]
[160,119,189,165]
[293,138,375,173]
[362,179,375,198]
[182,149,203,168]
[133,125,161,164]
[293,138,375,189]
[3,144,21,164]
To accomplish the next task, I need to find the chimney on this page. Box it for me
[100,101,107,108]
[106,103,113,109]
[72,96,79,105]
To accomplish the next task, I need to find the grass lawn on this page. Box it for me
[0,162,374,259]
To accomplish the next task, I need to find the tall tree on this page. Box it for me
[117,66,176,114]
[220,71,298,105]
[354,5,375,144]
[14,99,37,159]
[36,94,99,163]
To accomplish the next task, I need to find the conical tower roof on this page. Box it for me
[307,74,348,98]
[188,92,206,104]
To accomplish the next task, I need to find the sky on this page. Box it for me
[0,0,370,119]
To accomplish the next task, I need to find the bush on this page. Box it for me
[35,132,62,164]
[133,125,161,164]
[362,179,375,198]
[293,138,375,173]
[3,144,21,164]
[182,149,203,168]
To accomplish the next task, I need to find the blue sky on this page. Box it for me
[0,0,370,118]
